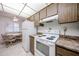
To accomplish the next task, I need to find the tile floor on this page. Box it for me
[0,43,33,56]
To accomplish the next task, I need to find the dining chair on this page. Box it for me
[1,34,16,47]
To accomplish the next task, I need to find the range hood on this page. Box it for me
[40,15,58,23]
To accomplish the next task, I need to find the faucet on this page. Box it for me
[48,28,52,33]
[63,26,67,37]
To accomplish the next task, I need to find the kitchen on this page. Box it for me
[0,3,79,56]
[22,3,79,56]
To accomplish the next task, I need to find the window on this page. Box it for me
[6,22,20,32]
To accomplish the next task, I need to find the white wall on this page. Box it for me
[0,16,12,43]
[38,19,79,36]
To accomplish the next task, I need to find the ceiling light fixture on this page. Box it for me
[13,17,19,22]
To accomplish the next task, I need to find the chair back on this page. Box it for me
[1,34,8,40]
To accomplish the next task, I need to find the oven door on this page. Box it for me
[36,41,49,56]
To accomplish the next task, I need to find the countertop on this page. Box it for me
[56,35,79,53]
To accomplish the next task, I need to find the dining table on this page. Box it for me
[3,32,22,47]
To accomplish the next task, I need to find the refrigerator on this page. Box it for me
[22,20,36,52]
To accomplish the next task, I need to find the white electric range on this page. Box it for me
[35,33,59,56]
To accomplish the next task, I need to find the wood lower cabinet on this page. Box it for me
[56,45,79,56]
[77,3,79,20]
[58,3,79,24]
[47,3,58,17]
[30,36,35,55]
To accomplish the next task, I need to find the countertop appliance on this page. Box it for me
[35,33,59,56]
[22,20,36,52]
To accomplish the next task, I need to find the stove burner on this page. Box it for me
[47,38,54,40]
[38,35,46,37]
[46,36,55,40]
[51,36,55,38]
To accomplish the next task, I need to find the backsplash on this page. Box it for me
[60,22,79,36]
[38,20,79,36]
[38,19,60,34]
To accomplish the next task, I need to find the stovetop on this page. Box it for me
[37,34,59,43]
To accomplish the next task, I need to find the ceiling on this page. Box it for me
[0,3,50,18]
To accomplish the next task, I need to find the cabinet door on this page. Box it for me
[47,3,58,17]
[56,45,79,56]
[58,3,77,23]
[77,3,79,20]
[34,12,40,26]
[40,8,47,20]
[29,16,34,21]
[30,36,35,55]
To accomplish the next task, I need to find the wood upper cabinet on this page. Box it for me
[29,15,34,21]
[58,3,78,24]
[47,3,58,17]
[40,8,47,20]
[34,12,40,26]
